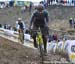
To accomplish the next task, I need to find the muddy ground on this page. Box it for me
[0,37,41,64]
[0,36,69,64]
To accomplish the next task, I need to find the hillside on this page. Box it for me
[47,5,75,29]
[0,6,75,29]
[0,36,69,64]
[0,37,40,64]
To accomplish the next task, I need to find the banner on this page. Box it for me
[14,0,30,6]
[65,40,75,63]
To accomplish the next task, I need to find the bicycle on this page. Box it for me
[30,29,44,64]
[18,29,24,44]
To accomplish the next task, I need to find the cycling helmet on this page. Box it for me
[37,4,44,11]
[70,17,72,20]
[18,18,22,21]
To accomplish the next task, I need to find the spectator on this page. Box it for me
[9,1,14,7]
[4,24,8,29]
[29,2,33,14]
[21,6,26,13]
[48,34,53,42]
[73,18,75,28]
[47,0,51,6]
[69,18,73,28]
[7,24,11,30]
[40,1,47,9]
[0,24,2,28]
[52,33,58,41]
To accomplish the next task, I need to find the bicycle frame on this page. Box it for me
[30,28,44,64]
[36,31,43,45]
[35,30,44,64]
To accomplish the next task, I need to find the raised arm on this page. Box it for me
[29,11,36,29]
[30,13,34,27]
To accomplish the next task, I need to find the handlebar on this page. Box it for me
[30,29,41,32]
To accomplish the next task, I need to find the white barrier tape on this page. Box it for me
[1,28,75,63]
[0,28,35,49]
[0,34,18,42]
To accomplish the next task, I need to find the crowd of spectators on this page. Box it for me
[0,23,16,31]
[46,0,75,6]
[0,1,14,9]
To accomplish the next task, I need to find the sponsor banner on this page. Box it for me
[14,0,30,6]
[65,40,75,63]
[47,41,57,53]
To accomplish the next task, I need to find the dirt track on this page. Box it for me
[0,36,69,64]
[0,37,41,64]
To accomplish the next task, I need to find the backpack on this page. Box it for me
[18,22,24,29]
[34,11,45,27]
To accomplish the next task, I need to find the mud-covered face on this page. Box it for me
[38,7,43,12]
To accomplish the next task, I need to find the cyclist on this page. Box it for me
[29,4,49,54]
[16,18,25,43]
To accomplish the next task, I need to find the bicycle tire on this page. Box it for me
[20,33,24,44]
[18,30,24,44]
[31,29,44,64]
[39,44,44,64]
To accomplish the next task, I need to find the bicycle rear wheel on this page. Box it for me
[18,29,24,44]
